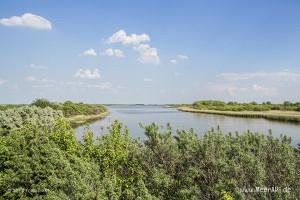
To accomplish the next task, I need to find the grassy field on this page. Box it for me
[178,106,300,123]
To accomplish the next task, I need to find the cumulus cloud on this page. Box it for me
[107,29,150,45]
[143,78,153,82]
[218,71,300,81]
[134,44,160,64]
[80,48,97,56]
[74,68,100,79]
[177,54,189,60]
[170,59,178,64]
[103,48,125,58]
[28,63,47,69]
[106,30,160,64]
[0,13,52,30]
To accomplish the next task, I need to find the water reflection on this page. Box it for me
[76,105,300,146]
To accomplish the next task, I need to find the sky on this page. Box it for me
[0,0,300,104]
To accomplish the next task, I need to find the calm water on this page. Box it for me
[76,105,300,146]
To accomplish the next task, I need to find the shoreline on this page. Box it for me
[67,111,110,127]
[177,107,300,123]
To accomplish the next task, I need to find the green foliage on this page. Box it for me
[31,98,107,117]
[85,121,152,199]
[31,98,53,108]
[61,101,107,117]
[0,107,299,199]
[0,124,100,199]
[0,104,24,111]
[0,106,63,132]
[192,100,300,112]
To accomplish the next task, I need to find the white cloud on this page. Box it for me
[107,29,150,45]
[40,78,55,83]
[170,59,178,64]
[81,48,97,56]
[208,82,278,97]
[26,76,37,81]
[103,48,125,58]
[0,13,52,30]
[114,49,125,58]
[32,84,54,88]
[87,82,112,90]
[252,84,277,95]
[28,63,47,69]
[104,48,114,56]
[143,78,153,82]
[177,54,189,60]
[218,71,300,81]
[210,84,248,96]
[169,55,188,64]
[134,44,160,64]
[26,76,56,83]
[74,68,101,79]
[174,72,181,77]
[106,30,160,64]
[0,79,6,85]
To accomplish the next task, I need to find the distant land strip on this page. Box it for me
[178,107,300,123]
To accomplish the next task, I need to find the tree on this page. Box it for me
[31,98,52,108]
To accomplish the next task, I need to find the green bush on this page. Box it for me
[0,106,63,132]
[192,100,300,112]
[0,108,299,199]
[30,98,107,117]
[31,98,53,108]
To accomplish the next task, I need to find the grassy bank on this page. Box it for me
[178,106,300,123]
[67,111,110,127]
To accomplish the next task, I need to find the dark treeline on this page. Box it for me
[0,106,299,199]
[192,100,300,112]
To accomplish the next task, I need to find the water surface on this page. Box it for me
[76,105,300,146]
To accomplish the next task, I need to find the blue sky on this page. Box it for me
[0,0,300,104]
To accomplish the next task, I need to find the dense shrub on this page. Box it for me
[0,108,299,199]
[0,106,63,132]
[192,100,300,112]
[0,104,24,111]
[0,122,101,199]
[31,98,107,117]
[31,98,53,108]
[61,101,107,117]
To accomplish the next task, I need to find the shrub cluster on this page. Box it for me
[0,106,63,132]
[31,99,107,117]
[0,107,299,199]
[192,100,300,112]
